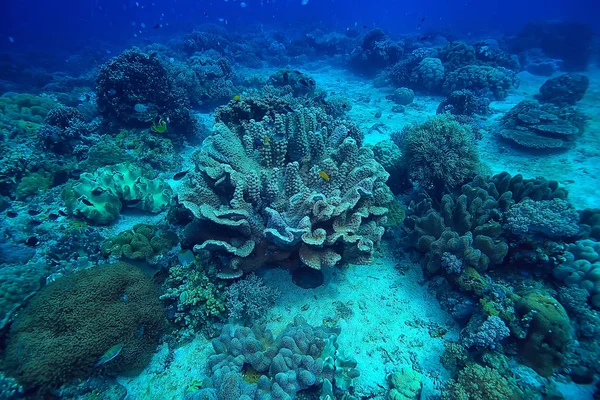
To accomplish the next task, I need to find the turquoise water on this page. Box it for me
[0,1,599,399]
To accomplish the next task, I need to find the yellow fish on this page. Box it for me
[319,171,330,182]
[233,95,241,101]
[152,118,168,133]
[263,136,270,145]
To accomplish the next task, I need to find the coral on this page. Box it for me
[578,208,600,241]
[323,94,352,118]
[437,89,490,117]
[397,114,479,196]
[462,315,510,349]
[442,363,519,400]
[439,42,477,72]
[0,93,57,125]
[225,274,280,323]
[554,240,600,309]
[101,224,174,264]
[504,198,580,239]
[267,69,317,97]
[0,259,50,330]
[37,106,98,153]
[473,41,521,72]
[513,292,571,377]
[410,57,445,91]
[95,48,195,135]
[443,65,519,100]
[81,137,134,169]
[0,371,23,400]
[386,87,414,105]
[170,53,237,108]
[388,366,423,400]
[350,29,402,74]
[181,104,390,278]
[4,262,165,391]
[62,162,173,225]
[160,259,227,338]
[197,316,359,399]
[405,172,567,274]
[498,99,585,150]
[15,170,53,200]
[537,73,589,106]
[372,140,408,194]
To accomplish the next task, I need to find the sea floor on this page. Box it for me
[118,246,458,399]
[117,63,600,398]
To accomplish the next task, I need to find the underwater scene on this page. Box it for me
[0,0,599,399]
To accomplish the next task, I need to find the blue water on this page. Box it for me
[0,0,599,399]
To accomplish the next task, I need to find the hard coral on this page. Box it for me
[181,105,390,278]
[397,114,480,196]
[443,65,519,100]
[4,263,164,392]
[96,48,195,135]
[101,224,174,264]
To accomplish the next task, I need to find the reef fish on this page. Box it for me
[93,344,124,368]
[133,103,149,113]
[319,171,330,182]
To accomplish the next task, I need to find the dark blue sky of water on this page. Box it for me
[0,0,597,56]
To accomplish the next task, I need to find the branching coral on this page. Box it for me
[225,274,280,323]
[180,103,390,278]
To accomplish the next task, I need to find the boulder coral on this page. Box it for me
[180,103,391,278]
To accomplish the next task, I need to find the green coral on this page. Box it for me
[62,162,173,225]
[101,224,174,264]
[4,262,165,392]
[15,170,54,200]
[0,93,57,125]
[160,257,227,339]
[442,363,520,400]
[383,200,406,228]
[514,292,571,377]
[399,114,480,196]
[388,366,423,400]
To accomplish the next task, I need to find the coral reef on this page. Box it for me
[386,87,414,105]
[503,198,580,239]
[191,316,359,399]
[101,224,174,264]
[537,73,589,106]
[4,262,164,392]
[498,99,586,150]
[387,366,423,400]
[442,363,520,400]
[436,89,490,118]
[405,172,567,275]
[554,240,600,309]
[95,48,195,135]
[225,274,280,323]
[350,29,402,74]
[395,114,479,196]
[180,102,390,278]
[442,65,519,100]
[62,162,173,225]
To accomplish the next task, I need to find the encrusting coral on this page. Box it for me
[180,100,391,278]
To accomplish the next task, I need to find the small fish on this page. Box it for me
[8,36,14,43]
[79,197,94,207]
[58,209,68,217]
[154,23,162,29]
[204,11,208,17]
[29,219,43,226]
[48,213,59,221]
[28,209,41,216]
[25,236,40,247]
[6,211,17,218]
[240,2,247,7]
[263,136,270,145]
[301,0,309,5]
[319,171,330,182]
[125,199,142,208]
[108,89,117,96]
[94,344,124,368]
[71,169,84,179]
[232,95,241,101]
[173,170,189,180]
[141,22,146,28]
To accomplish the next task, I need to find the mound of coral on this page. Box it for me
[180,98,391,278]
[62,162,172,225]
[188,316,359,400]
[4,262,165,392]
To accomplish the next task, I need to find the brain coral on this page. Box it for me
[180,103,391,278]
[443,65,519,100]
[554,240,600,309]
[4,263,164,392]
